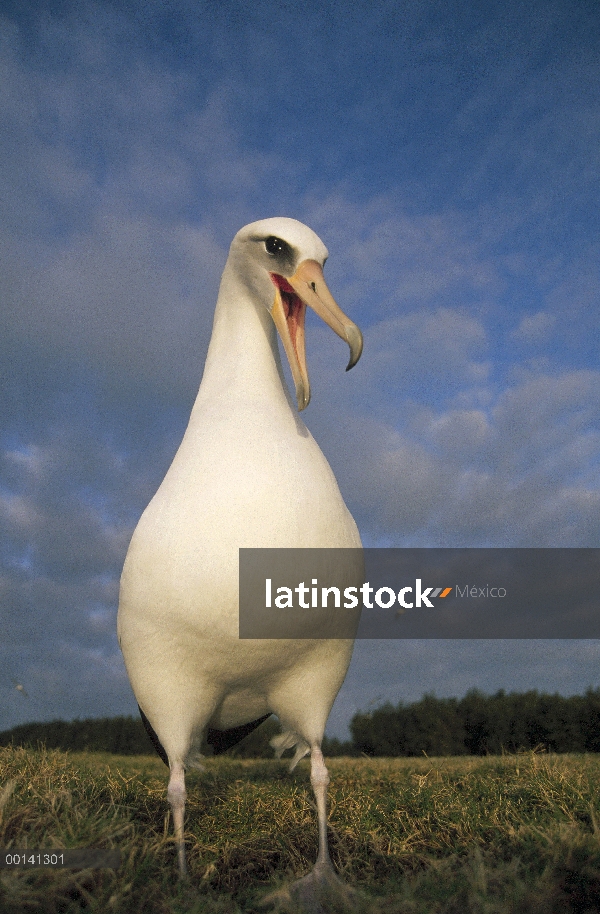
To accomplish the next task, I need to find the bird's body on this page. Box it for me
[117,217,363,897]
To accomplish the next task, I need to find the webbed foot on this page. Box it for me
[260,862,362,913]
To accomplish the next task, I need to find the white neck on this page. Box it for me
[191,262,296,418]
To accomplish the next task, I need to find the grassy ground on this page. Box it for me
[2,746,600,913]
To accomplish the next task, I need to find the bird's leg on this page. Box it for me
[261,745,361,911]
[167,762,187,877]
[310,746,333,873]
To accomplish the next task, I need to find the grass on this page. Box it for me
[2,747,600,912]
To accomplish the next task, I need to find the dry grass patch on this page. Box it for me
[2,747,600,912]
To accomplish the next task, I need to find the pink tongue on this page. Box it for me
[270,273,296,296]
[270,273,304,350]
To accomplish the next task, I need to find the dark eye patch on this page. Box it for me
[263,235,295,274]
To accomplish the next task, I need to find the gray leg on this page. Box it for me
[260,745,360,910]
[167,761,187,877]
[310,746,333,873]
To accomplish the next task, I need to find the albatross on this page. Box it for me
[117,217,363,901]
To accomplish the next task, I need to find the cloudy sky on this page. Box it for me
[2,0,599,739]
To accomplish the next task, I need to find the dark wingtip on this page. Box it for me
[138,704,169,766]
[345,324,363,371]
[206,714,272,755]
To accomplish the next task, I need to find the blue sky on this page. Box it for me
[1,0,599,738]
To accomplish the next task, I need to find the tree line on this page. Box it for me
[3,689,600,758]
[348,688,600,757]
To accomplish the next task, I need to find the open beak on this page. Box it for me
[270,260,363,411]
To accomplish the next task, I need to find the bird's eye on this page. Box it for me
[265,236,285,255]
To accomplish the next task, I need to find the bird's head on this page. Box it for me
[228,217,363,411]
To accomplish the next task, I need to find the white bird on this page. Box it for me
[117,217,363,903]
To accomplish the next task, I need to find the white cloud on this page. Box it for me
[0,491,40,531]
[511,311,555,344]
[302,193,503,319]
[309,368,600,547]
[366,308,489,389]
[0,19,290,400]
